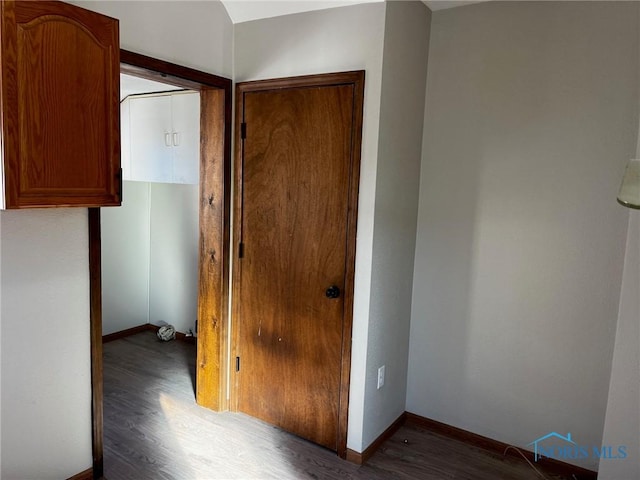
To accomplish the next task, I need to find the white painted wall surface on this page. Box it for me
[363,0,430,448]
[101,181,151,335]
[599,214,640,478]
[221,0,383,24]
[149,183,199,334]
[0,210,3,476]
[74,1,233,78]
[408,2,638,471]
[0,2,233,477]
[1,209,92,478]
[234,3,386,451]
[102,181,199,336]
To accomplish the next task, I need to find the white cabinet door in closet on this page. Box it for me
[129,95,173,183]
[171,92,200,185]
[121,98,132,180]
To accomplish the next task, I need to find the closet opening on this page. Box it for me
[103,74,200,345]
[88,50,231,478]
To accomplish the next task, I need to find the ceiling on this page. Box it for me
[219,0,484,24]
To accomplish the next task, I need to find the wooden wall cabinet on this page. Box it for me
[122,92,200,185]
[0,0,121,209]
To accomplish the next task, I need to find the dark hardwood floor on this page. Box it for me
[104,332,569,479]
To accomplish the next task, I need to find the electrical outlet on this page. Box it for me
[377,365,385,389]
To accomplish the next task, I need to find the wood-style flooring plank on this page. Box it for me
[103,332,571,480]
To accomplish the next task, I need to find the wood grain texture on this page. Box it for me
[120,50,231,91]
[337,71,364,457]
[89,208,104,479]
[238,85,352,450]
[405,413,597,480]
[103,332,577,480]
[1,1,121,208]
[232,72,365,454]
[196,88,230,411]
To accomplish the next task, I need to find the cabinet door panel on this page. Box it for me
[121,98,132,181]
[171,92,200,185]
[1,0,121,208]
[130,95,173,183]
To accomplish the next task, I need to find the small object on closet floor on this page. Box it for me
[157,325,176,341]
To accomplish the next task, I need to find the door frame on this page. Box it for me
[89,50,232,478]
[231,71,365,458]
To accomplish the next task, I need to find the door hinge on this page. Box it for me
[239,242,244,258]
[241,122,247,139]
[236,356,240,372]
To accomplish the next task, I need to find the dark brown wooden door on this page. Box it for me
[0,0,121,208]
[234,73,364,453]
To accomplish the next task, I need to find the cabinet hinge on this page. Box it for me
[240,122,247,140]
[239,242,244,258]
[236,356,240,372]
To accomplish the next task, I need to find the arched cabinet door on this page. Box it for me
[0,0,121,208]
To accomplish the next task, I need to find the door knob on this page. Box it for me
[325,285,341,299]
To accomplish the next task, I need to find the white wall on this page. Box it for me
[599,212,640,478]
[74,1,233,78]
[101,181,151,335]
[408,1,639,471]
[222,0,384,24]
[1,210,92,478]
[234,3,386,452]
[363,0,430,447]
[102,181,199,337]
[0,210,2,476]
[149,183,199,334]
[599,23,640,474]
[0,1,233,477]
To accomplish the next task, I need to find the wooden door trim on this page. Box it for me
[89,50,231,478]
[88,208,103,478]
[231,71,365,458]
